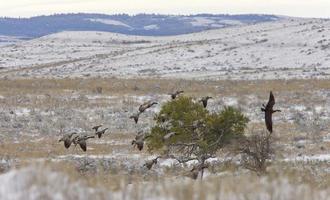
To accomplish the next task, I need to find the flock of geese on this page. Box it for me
[58,125,108,152]
[58,90,280,177]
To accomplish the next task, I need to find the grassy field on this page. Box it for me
[0,78,329,199]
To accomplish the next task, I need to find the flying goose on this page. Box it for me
[92,125,102,132]
[199,96,212,108]
[95,128,108,138]
[72,134,95,152]
[139,101,158,113]
[169,90,184,100]
[131,131,149,151]
[130,112,141,124]
[261,91,281,133]
[144,156,160,170]
[59,132,77,149]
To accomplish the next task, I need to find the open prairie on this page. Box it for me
[0,15,330,200]
[0,77,329,200]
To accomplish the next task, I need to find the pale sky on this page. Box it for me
[0,0,330,18]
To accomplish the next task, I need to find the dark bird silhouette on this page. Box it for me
[169,90,184,100]
[144,156,160,170]
[139,101,158,113]
[59,132,77,149]
[199,96,212,108]
[92,125,102,132]
[130,112,141,124]
[95,128,108,138]
[131,131,148,151]
[72,135,95,152]
[261,91,281,133]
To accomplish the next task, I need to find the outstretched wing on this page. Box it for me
[79,141,87,151]
[97,132,102,138]
[139,104,146,112]
[64,139,71,149]
[266,91,275,109]
[92,125,101,132]
[137,143,144,151]
[265,112,273,133]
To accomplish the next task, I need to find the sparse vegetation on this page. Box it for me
[0,78,329,199]
[239,130,274,174]
[145,96,249,177]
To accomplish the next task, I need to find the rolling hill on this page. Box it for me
[0,13,279,38]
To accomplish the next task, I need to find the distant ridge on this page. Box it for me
[0,13,279,38]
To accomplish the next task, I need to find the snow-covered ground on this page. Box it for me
[0,16,330,200]
[0,18,330,79]
[0,35,25,47]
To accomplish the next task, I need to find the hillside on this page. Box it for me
[0,17,330,80]
[0,13,279,38]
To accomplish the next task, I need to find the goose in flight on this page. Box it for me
[95,128,108,138]
[169,90,184,100]
[92,125,102,132]
[144,156,160,170]
[59,132,77,149]
[72,134,95,152]
[131,131,149,151]
[261,91,281,133]
[130,112,141,124]
[199,96,212,108]
[139,101,158,113]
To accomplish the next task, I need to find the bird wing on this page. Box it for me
[97,132,102,138]
[139,105,146,112]
[265,111,273,133]
[142,102,150,107]
[266,91,275,109]
[137,143,144,151]
[147,102,157,108]
[79,141,87,151]
[136,133,145,141]
[92,125,101,131]
[64,139,71,148]
[69,132,77,138]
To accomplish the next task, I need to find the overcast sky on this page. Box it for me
[1,0,330,18]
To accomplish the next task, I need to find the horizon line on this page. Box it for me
[0,12,319,19]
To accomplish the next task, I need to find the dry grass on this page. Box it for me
[0,77,329,199]
[5,161,328,200]
[1,78,330,96]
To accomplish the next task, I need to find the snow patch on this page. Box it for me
[144,24,159,30]
[190,17,215,26]
[15,108,31,117]
[223,97,238,106]
[88,18,131,28]
[220,20,243,25]
[284,154,330,162]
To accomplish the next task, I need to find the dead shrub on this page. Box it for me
[238,130,274,175]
